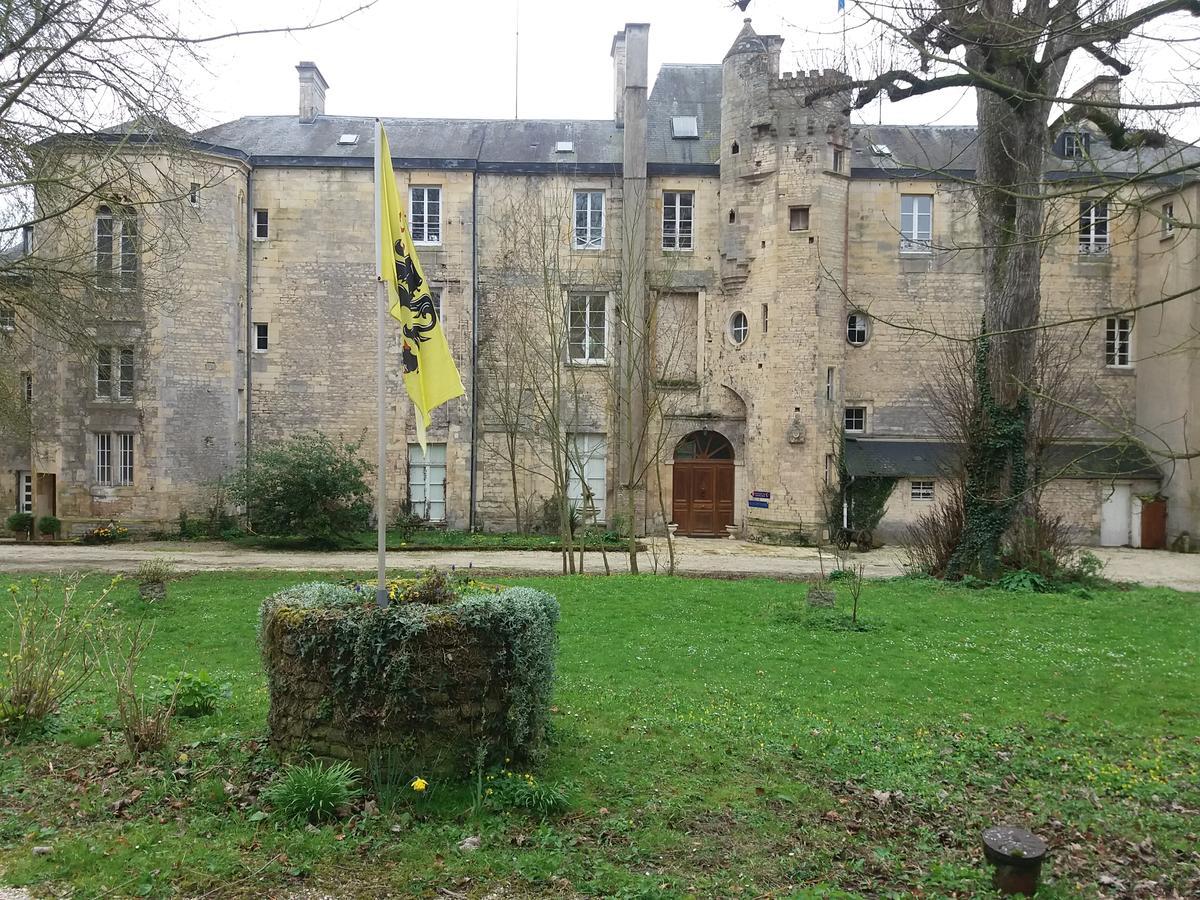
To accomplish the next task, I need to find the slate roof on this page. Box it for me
[844,439,1160,480]
[850,123,1200,182]
[193,64,722,171]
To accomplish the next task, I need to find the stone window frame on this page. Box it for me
[573,189,605,250]
[843,406,867,434]
[407,442,447,523]
[567,431,607,523]
[410,185,442,246]
[728,310,749,346]
[1079,199,1110,255]
[94,431,134,487]
[253,322,269,353]
[1104,315,1134,368]
[95,345,135,401]
[95,205,138,290]
[911,479,935,501]
[846,311,870,346]
[253,209,270,241]
[789,206,810,231]
[566,292,607,364]
[662,190,694,251]
[899,193,933,254]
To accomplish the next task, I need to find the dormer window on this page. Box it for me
[1060,131,1091,159]
[671,117,698,139]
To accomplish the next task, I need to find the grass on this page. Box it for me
[0,570,1196,897]
[225,528,636,553]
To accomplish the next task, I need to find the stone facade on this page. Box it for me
[4,18,1197,547]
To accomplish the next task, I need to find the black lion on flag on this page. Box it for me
[394,240,439,375]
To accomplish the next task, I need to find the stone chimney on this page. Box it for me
[764,34,785,77]
[297,61,329,124]
[611,30,627,126]
[1071,75,1121,110]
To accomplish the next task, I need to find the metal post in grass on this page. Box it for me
[982,825,1047,896]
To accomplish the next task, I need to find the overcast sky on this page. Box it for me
[172,0,976,127]
[170,0,1194,137]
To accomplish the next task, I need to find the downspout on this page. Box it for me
[244,167,254,497]
[468,165,479,530]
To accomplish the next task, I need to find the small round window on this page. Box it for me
[846,312,870,346]
[729,311,749,345]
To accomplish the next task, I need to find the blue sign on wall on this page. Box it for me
[748,500,769,509]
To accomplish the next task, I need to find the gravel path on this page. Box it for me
[1,538,1197,590]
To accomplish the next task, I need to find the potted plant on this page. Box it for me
[36,515,62,542]
[6,512,34,542]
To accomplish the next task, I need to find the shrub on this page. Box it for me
[36,516,61,537]
[80,522,129,544]
[135,558,175,586]
[997,570,1052,593]
[904,481,966,577]
[1003,509,1077,578]
[6,512,33,537]
[100,618,176,758]
[152,670,229,718]
[1,576,112,734]
[262,760,360,824]
[228,432,372,541]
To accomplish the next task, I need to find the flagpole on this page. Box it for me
[374,119,389,609]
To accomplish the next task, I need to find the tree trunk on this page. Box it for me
[948,86,1048,578]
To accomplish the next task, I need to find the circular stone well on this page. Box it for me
[259,578,559,775]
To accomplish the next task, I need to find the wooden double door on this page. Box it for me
[671,431,735,537]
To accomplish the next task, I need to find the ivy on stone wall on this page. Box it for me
[259,578,560,772]
[947,332,1030,580]
[821,431,896,538]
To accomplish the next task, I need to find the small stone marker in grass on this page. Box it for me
[982,825,1047,896]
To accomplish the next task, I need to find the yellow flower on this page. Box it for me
[411,777,428,792]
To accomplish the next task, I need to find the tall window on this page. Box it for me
[95,432,134,485]
[430,287,443,324]
[1162,201,1175,238]
[1105,316,1133,368]
[568,433,607,522]
[188,182,201,206]
[254,209,269,240]
[407,443,447,523]
[568,293,606,362]
[844,406,866,433]
[574,190,604,249]
[0,304,13,331]
[23,372,32,404]
[1079,200,1109,254]
[900,194,933,253]
[96,347,134,399]
[825,366,834,402]
[96,206,138,288]
[662,190,694,250]
[17,472,32,513]
[253,322,269,352]
[410,186,442,245]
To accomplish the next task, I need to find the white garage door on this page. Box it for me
[1100,483,1132,547]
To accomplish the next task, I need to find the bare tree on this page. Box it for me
[781,0,1200,576]
[0,0,375,407]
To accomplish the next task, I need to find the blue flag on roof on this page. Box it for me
[838,0,845,10]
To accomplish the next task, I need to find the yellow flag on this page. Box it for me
[375,122,465,443]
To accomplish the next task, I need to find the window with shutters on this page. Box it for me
[662,190,694,250]
[410,186,442,245]
[407,443,447,523]
[567,433,606,522]
[568,293,606,363]
[573,190,604,249]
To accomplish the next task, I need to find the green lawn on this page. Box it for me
[0,571,1196,898]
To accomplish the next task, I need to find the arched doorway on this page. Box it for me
[672,430,735,536]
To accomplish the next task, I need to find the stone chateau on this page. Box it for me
[3,19,1198,547]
